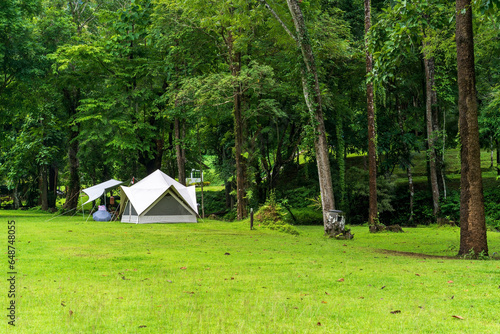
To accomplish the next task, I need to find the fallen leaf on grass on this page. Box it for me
[61,302,66,307]
[184,291,195,294]
[390,310,401,314]
[337,278,344,282]
[224,252,230,255]
[180,267,187,270]
[69,310,73,316]
[447,280,454,283]
[321,301,327,304]
[415,273,421,276]
[317,322,321,326]
[452,315,464,320]
[325,292,330,295]
[139,325,147,328]
[381,286,386,289]
[359,297,365,299]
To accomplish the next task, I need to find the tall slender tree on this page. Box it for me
[364,0,377,226]
[456,0,488,256]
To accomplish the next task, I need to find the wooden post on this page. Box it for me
[250,208,254,230]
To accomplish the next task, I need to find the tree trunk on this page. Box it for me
[456,0,488,256]
[175,118,186,186]
[48,165,58,208]
[423,45,440,217]
[40,165,48,211]
[286,0,335,228]
[64,132,80,211]
[234,78,247,219]
[226,29,247,220]
[62,87,81,211]
[364,0,377,225]
[197,126,204,218]
[13,184,20,209]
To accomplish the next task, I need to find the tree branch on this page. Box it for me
[257,0,297,43]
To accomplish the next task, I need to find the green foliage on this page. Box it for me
[196,189,226,216]
[279,185,319,209]
[287,208,323,226]
[255,191,299,235]
[345,167,396,225]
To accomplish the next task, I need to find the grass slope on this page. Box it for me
[2,210,500,333]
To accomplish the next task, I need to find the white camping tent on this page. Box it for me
[82,179,123,206]
[120,170,198,223]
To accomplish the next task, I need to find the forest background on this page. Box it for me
[1,0,499,234]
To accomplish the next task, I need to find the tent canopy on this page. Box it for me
[120,170,198,224]
[82,179,123,205]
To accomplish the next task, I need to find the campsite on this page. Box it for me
[1,0,500,333]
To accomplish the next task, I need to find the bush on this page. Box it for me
[287,208,323,225]
[255,192,299,235]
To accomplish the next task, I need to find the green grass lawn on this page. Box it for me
[2,210,500,333]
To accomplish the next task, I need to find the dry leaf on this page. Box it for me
[447,280,454,283]
[415,273,420,276]
[452,315,464,320]
[390,310,401,314]
[180,267,187,270]
[69,310,73,316]
[317,322,321,326]
[337,278,344,282]
[325,292,330,295]
[321,301,327,304]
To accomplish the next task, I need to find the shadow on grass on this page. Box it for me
[377,248,500,260]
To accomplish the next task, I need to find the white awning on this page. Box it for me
[82,179,123,205]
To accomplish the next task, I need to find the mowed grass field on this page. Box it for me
[2,210,500,333]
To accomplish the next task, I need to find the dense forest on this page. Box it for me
[1,1,499,253]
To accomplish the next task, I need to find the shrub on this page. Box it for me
[223,209,237,222]
[287,208,323,225]
[255,192,299,235]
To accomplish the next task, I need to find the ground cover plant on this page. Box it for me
[2,210,500,333]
